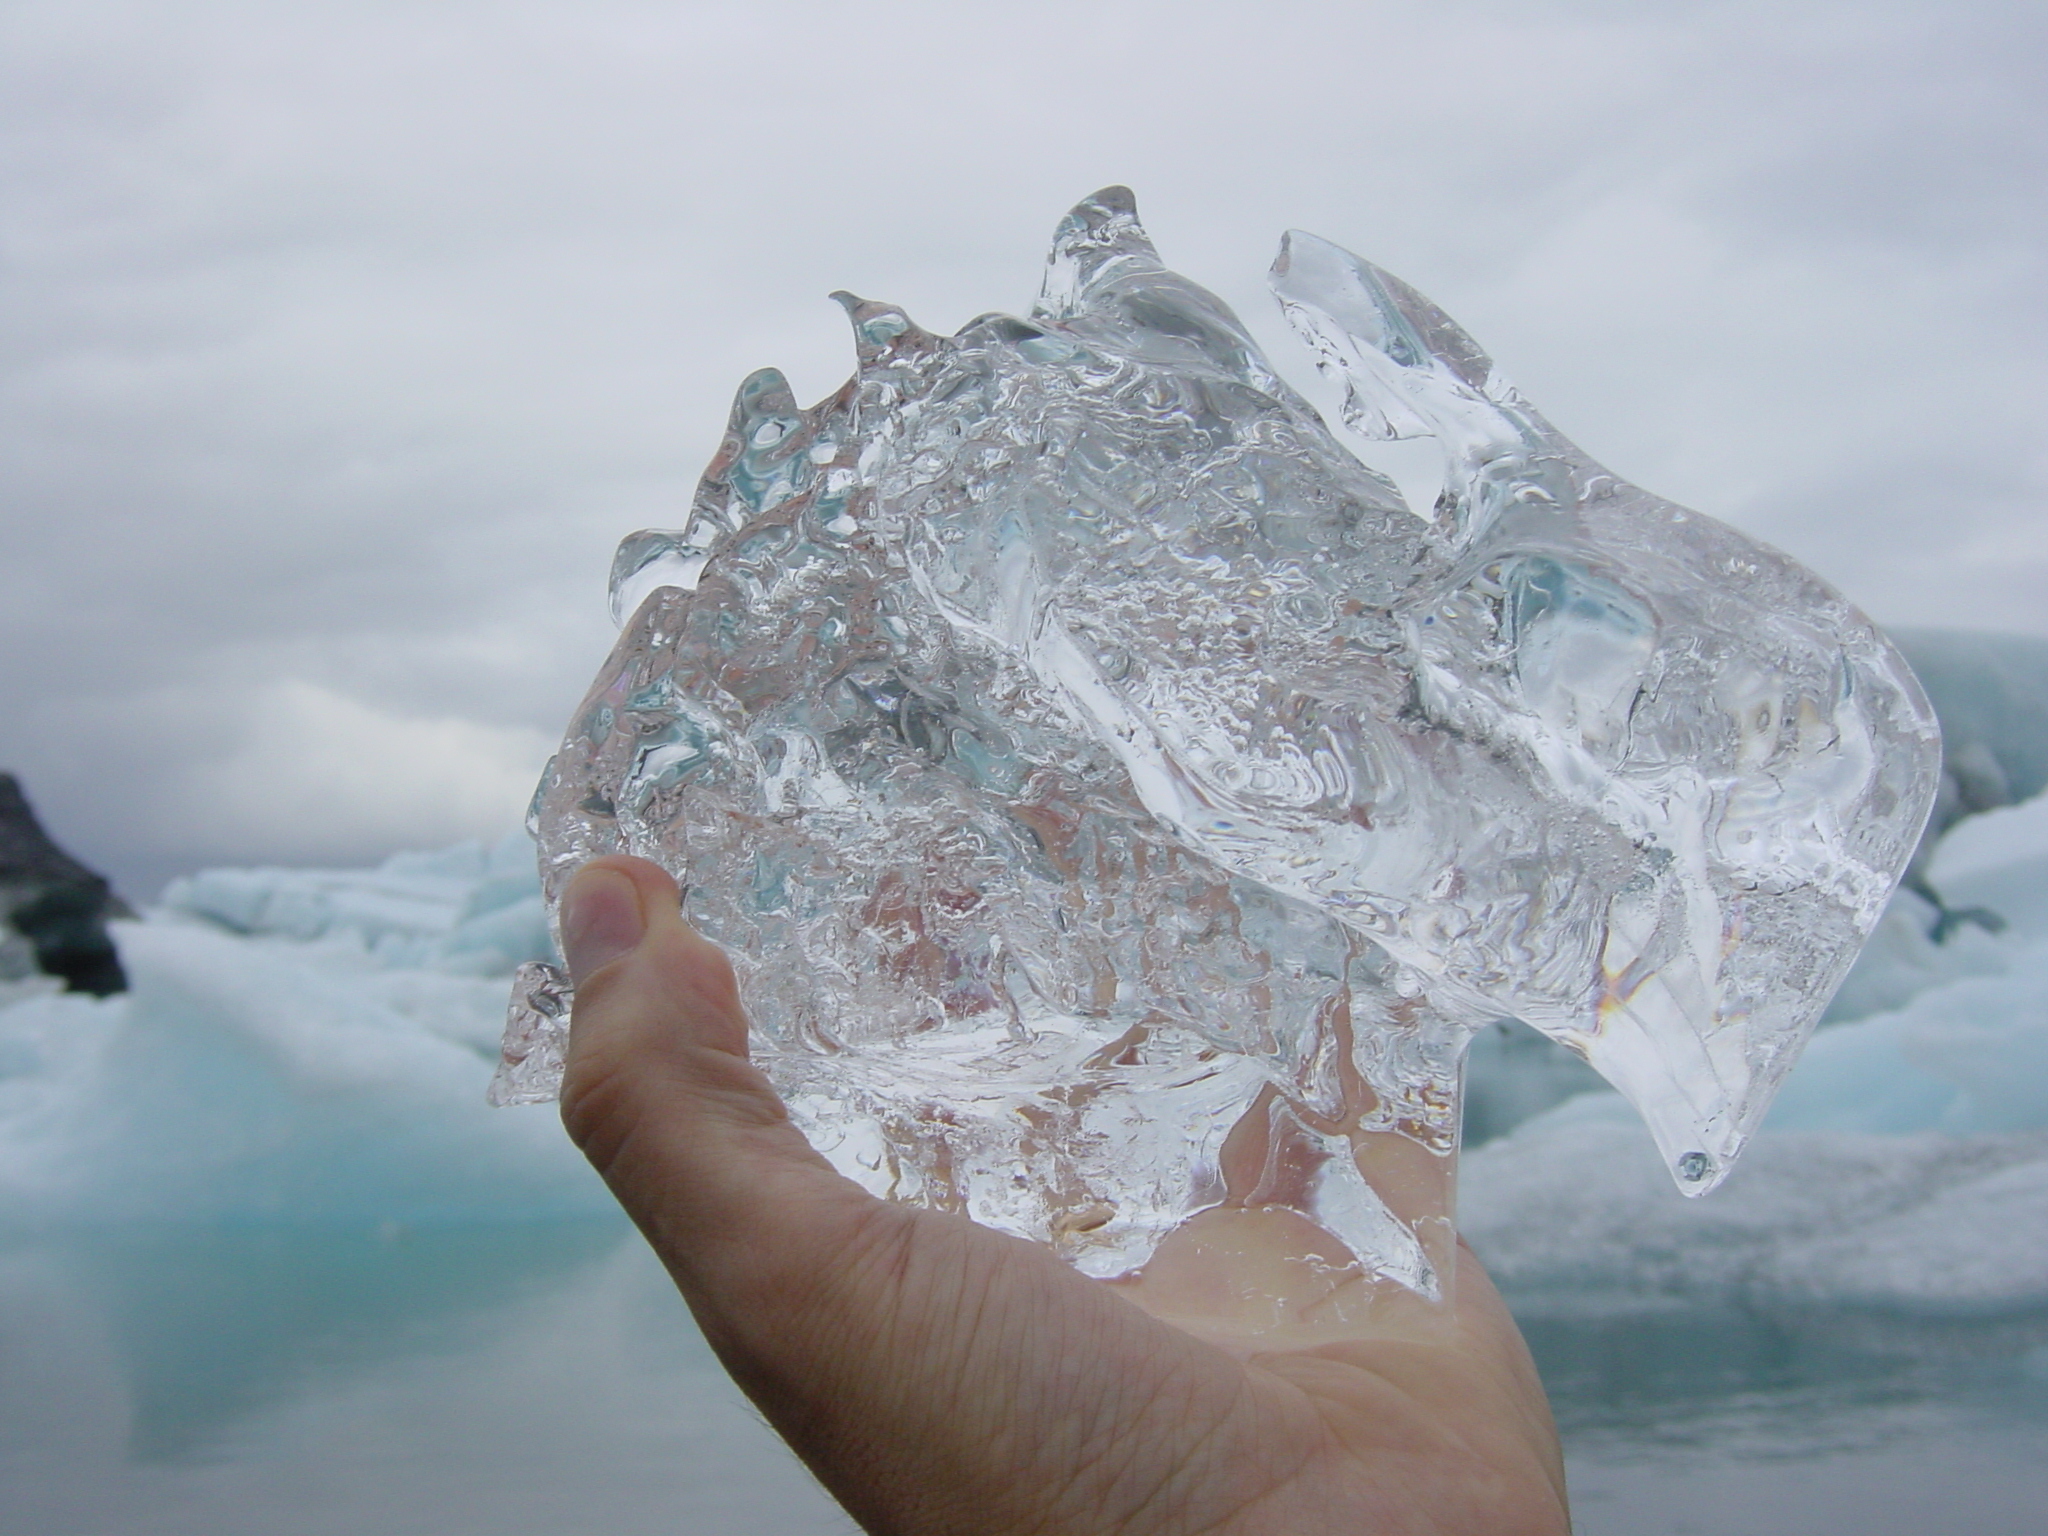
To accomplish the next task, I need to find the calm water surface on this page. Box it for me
[3,1222,2043,1536]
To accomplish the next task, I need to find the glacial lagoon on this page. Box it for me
[4,773,2047,1533]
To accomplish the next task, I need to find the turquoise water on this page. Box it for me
[0,1220,853,1536]
[1529,1304,2048,1534]
[4,1220,2043,1536]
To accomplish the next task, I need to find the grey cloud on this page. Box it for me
[3,0,2042,896]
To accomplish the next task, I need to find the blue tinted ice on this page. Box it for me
[494,189,1941,1294]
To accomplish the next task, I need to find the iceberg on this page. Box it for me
[165,831,555,977]
[0,849,599,1228]
[1463,1101,2048,1317]
[497,189,1940,1293]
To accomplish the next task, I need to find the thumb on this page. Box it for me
[551,861,1194,1536]
[553,855,872,1296]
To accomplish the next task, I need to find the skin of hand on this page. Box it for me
[557,855,1572,1536]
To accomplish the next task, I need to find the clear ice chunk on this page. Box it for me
[487,960,573,1107]
[497,188,1941,1294]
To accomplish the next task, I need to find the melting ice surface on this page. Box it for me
[495,189,1940,1293]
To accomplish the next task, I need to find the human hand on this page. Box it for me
[557,855,1570,1535]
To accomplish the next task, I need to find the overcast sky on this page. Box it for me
[4,0,2043,898]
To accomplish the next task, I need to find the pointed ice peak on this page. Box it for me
[605,364,810,625]
[1267,230,1535,473]
[719,365,807,467]
[728,365,799,426]
[1035,185,1163,322]
[831,291,934,367]
[1271,232,1492,389]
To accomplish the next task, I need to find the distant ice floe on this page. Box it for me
[159,830,554,977]
[0,833,601,1228]
[1465,1102,2048,1315]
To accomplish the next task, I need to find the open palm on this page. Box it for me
[558,856,1570,1536]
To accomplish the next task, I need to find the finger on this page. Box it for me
[550,859,1240,1535]
[554,855,875,1305]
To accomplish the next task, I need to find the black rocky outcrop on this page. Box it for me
[0,773,132,996]
[1892,630,2048,941]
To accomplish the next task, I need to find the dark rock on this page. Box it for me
[0,773,132,996]
[1891,629,2048,942]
